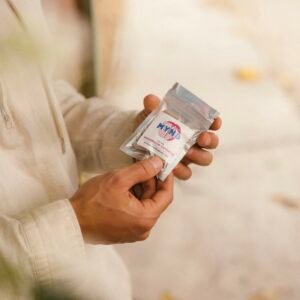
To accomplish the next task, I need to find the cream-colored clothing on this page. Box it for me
[0,0,134,299]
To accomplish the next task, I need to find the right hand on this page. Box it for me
[70,157,173,244]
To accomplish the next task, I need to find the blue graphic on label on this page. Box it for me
[137,112,194,160]
[157,121,181,141]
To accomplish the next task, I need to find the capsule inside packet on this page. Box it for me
[121,83,220,181]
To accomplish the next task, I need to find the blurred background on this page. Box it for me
[42,0,300,299]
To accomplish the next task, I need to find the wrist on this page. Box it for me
[69,198,86,239]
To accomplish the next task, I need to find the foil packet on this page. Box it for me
[121,83,220,181]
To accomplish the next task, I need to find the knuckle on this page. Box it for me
[180,174,190,181]
[203,153,213,166]
[213,135,220,148]
[139,160,154,176]
[177,169,192,181]
[207,154,214,165]
[137,232,151,241]
[109,171,125,186]
[135,218,154,233]
[101,173,115,193]
[185,171,193,180]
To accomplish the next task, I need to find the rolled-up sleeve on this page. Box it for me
[0,199,86,287]
[54,81,136,172]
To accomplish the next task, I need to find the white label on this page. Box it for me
[137,111,195,162]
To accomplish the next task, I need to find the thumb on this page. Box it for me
[118,157,163,188]
[143,95,161,114]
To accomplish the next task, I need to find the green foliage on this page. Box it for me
[0,254,24,296]
[32,285,77,300]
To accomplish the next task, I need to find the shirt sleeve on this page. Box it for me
[0,199,86,287]
[54,80,136,172]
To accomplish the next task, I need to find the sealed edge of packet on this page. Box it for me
[121,83,220,181]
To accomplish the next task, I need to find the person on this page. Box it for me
[0,0,221,299]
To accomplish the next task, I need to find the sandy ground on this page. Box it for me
[96,0,300,299]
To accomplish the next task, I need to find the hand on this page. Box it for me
[135,95,222,180]
[70,157,173,244]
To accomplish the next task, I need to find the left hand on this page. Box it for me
[135,94,222,180]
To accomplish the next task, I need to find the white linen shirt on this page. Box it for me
[0,1,135,299]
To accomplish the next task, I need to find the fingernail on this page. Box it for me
[149,156,163,171]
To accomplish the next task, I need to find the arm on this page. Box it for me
[55,81,222,178]
[54,81,136,172]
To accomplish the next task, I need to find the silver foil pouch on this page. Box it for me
[121,83,219,181]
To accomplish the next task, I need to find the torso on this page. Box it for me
[0,0,79,217]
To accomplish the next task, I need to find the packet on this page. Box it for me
[121,83,219,181]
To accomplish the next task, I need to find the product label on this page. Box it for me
[137,111,195,161]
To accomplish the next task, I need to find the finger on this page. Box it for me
[185,147,213,166]
[141,178,157,200]
[144,174,174,214]
[210,117,222,131]
[143,94,161,114]
[197,132,219,149]
[117,156,163,188]
[135,110,149,125]
[181,158,192,167]
[173,163,192,180]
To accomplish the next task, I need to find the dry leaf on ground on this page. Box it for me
[272,194,300,210]
[249,290,278,300]
[235,67,261,82]
[160,292,175,300]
